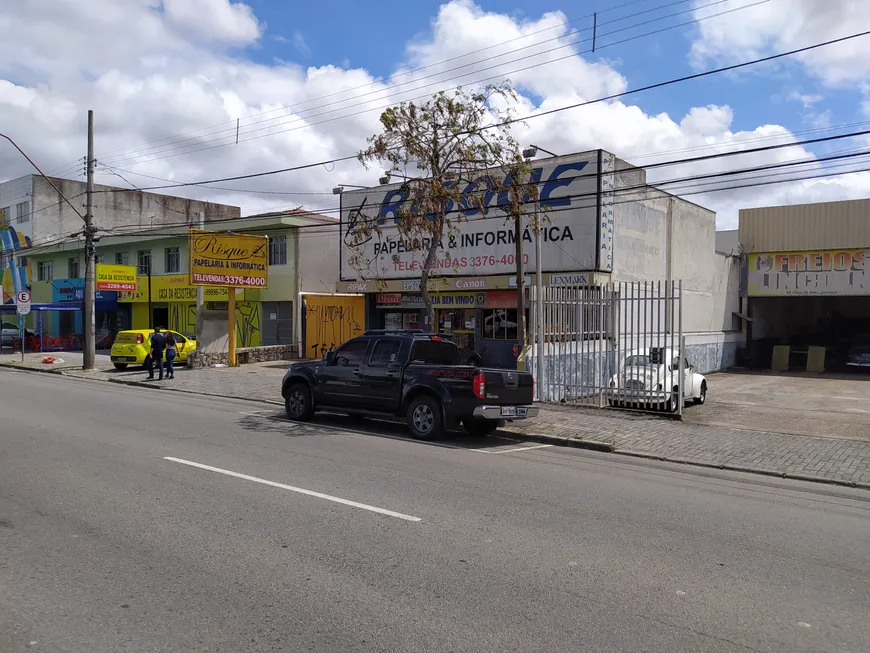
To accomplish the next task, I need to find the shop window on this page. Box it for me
[482,309,518,340]
[369,339,401,367]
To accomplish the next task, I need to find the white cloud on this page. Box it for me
[0,0,868,237]
[292,31,311,56]
[690,0,870,85]
[162,0,262,45]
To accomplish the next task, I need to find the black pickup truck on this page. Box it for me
[281,330,538,440]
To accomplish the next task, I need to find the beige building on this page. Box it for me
[739,197,870,369]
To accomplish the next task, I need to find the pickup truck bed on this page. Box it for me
[281,330,538,439]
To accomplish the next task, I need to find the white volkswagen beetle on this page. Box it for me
[607,347,707,411]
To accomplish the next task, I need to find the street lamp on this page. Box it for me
[332,184,370,194]
[522,144,560,159]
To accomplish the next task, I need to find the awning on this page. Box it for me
[0,303,82,313]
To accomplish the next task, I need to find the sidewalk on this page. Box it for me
[11,359,870,490]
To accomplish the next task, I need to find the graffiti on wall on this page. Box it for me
[236,301,261,348]
[168,303,198,337]
[304,295,365,359]
[0,223,32,302]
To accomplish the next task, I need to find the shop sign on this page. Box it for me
[96,264,137,292]
[549,273,590,286]
[188,229,269,289]
[748,249,869,297]
[119,275,230,303]
[399,292,485,308]
[485,290,518,309]
[376,293,402,306]
[343,282,370,292]
[340,153,599,280]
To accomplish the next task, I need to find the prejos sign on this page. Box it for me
[340,152,599,280]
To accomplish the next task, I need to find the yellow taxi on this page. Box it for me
[110,329,197,370]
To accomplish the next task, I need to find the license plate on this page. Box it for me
[501,406,517,417]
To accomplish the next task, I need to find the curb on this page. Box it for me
[617,450,870,491]
[5,363,868,492]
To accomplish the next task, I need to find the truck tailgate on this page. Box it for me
[480,369,534,404]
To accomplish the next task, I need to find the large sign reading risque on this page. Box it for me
[340,153,599,280]
[748,249,869,296]
[188,229,269,289]
[96,264,137,291]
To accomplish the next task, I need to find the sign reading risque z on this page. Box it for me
[188,229,269,289]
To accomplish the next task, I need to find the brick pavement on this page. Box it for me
[55,361,870,490]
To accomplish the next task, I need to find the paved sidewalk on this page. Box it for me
[40,361,870,490]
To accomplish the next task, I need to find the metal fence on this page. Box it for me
[528,280,684,415]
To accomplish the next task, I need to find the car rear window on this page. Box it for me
[115,332,140,343]
[410,340,460,365]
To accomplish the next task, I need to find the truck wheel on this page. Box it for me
[285,383,314,422]
[406,395,443,440]
[463,419,499,437]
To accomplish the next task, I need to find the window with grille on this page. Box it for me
[68,257,80,278]
[269,235,287,266]
[137,250,151,275]
[95,254,105,265]
[38,261,53,281]
[116,251,130,266]
[165,247,180,273]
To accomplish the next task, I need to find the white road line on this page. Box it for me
[163,457,421,522]
[477,443,555,455]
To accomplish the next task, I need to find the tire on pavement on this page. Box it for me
[463,419,500,436]
[406,395,444,440]
[696,380,707,405]
[113,363,128,370]
[285,382,314,422]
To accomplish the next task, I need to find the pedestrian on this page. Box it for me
[148,327,166,380]
[165,331,177,380]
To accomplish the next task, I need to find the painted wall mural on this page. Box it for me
[303,294,365,359]
[0,223,32,303]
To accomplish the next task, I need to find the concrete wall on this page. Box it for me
[29,176,240,246]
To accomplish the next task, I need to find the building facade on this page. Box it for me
[25,210,351,354]
[1,174,240,306]
[337,149,740,371]
[739,197,870,370]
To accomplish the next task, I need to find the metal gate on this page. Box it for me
[528,280,684,415]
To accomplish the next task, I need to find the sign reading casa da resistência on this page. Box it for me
[188,229,269,289]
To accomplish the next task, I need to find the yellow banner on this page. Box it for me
[96,264,137,291]
[748,249,869,296]
[188,229,269,289]
[119,274,229,303]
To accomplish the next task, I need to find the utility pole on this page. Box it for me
[196,212,204,337]
[514,214,525,349]
[83,109,96,370]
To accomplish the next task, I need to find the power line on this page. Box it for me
[101,0,763,167]
[99,25,870,192]
[94,0,671,162]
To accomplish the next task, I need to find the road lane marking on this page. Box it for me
[476,444,555,455]
[163,457,421,522]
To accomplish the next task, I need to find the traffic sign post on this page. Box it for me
[16,290,31,363]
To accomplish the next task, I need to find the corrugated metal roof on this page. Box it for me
[738,198,870,252]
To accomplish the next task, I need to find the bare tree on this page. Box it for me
[353,84,538,332]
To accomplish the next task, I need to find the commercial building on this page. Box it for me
[1,174,240,305]
[739,198,870,370]
[336,149,740,370]
[24,209,351,355]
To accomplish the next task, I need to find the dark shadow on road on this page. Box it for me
[235,410,518,450]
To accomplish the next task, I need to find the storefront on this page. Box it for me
[50,278,129,347]
[740,199,870,371]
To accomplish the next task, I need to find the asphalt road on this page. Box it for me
[1,369,869,652]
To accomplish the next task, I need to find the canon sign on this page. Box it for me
[340,152,602,280]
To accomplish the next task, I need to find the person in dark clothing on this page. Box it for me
[164,332,177,380]
[148,327,166,380]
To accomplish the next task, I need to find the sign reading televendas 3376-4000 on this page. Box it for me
[339,152,600,281]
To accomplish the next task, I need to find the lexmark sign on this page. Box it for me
[340,152,600,280]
